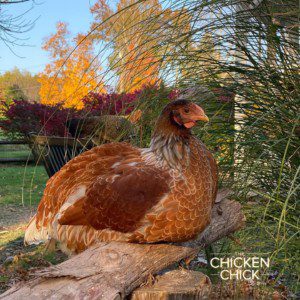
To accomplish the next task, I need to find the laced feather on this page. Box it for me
[148,132,190,170]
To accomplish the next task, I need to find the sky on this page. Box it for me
[0,0,112,75]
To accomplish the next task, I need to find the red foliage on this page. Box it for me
[82,91,140,116]
[167,89,180,101]
[0,100,77,138]
[82,85,177,116]
[0,86,178,138]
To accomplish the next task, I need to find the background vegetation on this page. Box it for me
[0,0,299,296]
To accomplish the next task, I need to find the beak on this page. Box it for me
[195,114,209,123]
[192,104,209,123]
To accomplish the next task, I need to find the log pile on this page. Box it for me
[1,197,245,300]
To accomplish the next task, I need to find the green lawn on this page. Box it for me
[0,162,52,295]
[0,143,34,160]
[0,149,33,159]
[0,164,48,206]
[0,135,47,206]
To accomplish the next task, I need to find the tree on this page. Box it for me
[90,0,167,92]
[0,0,35,52]
[38,22,104,109]
[0,67,40,102]
[4,84,27,103]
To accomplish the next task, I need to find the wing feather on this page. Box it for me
[60,161,172,233]
[28,143,142,244]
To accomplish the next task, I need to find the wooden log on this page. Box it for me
[131,269,212,299]
[0,198,245,300]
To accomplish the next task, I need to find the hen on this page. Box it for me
[25,100,217,254]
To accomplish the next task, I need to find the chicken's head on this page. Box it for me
[167,99,209,129]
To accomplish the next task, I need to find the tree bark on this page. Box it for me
[0,198,245,300]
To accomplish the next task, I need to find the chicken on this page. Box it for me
[24,100,218,254]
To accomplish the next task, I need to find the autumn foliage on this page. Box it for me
[0,100,76,137]
[82,91,139,116]
[38,22,104,109]
[0,84,178,138]
[90,0,163,92]
[0,91,140,138]
[37,1,184,105]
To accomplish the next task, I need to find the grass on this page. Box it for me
[0,164,48,206]
[0,150,33,160]
[0,229,24,248]
[0,133,42,206]
[0,235,67,294]
[0,161,48,251]
[0,151,67,294]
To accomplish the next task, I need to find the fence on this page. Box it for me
[0,140,35,163]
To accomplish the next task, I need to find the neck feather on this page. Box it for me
[145,111,193,169]
[150,131,191,169]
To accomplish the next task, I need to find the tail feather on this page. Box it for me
[24,215,49,245]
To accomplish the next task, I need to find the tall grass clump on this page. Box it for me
[97,0,299,292]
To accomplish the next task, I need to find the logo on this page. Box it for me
[210,255,270,280]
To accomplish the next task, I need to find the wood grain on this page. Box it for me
[1,198,245,300]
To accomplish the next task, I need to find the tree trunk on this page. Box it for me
[0,198,245,300]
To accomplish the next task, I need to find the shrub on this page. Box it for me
[0,100,77,138]
[82,91,140,116]
[0,85,192,139]
[82,84,177,116]
[0,86,162,138]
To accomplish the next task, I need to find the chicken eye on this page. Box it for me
[184,108,190,113]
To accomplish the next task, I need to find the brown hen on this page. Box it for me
[24,100,217,254]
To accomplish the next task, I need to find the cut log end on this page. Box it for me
[131,269,211,300]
